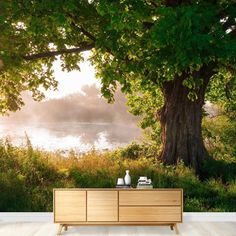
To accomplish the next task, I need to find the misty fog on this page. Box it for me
[0,85,141,152]
[0,85,138,125]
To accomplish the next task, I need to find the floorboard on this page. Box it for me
[0,222,235,236]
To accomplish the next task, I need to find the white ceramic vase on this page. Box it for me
[124,170,131,185]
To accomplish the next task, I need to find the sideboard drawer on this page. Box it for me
[119,190,181,206]
[119,206,181,222]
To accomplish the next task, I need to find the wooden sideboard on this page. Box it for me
[54,188,183,235]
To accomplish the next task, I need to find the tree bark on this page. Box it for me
[158,66,214,170]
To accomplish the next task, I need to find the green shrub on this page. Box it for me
[0,171,30,211]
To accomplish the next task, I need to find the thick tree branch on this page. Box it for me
[23,43,95,60]
[67,13,96,42]
[79,25,96,41]
[67,13,116,57]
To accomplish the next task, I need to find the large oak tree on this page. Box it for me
[0,0,235,170]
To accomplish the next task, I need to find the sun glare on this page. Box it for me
[44,52,100,99]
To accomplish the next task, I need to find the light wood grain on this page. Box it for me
[54,188,183,234]
[119,190,181,206]
[87,191,118,222]
[57,224,63,235]
[119,206,181,222]
[54,190,86,222]
[173,223,179,234]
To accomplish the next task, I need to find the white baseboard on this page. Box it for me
[183,213,236,222]
[0,213,53,222]
[0,212,235,223]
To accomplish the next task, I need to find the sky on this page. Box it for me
[44,51,100,99]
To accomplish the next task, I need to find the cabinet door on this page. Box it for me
[54,190,86,222]
[87,191,118,221]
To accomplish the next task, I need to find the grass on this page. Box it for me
[0,139,235,212]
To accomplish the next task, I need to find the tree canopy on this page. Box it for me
[0,0,235,169]
[0,0,235,111]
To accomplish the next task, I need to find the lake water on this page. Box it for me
[0,122,141,153]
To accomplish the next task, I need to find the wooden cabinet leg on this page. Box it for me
[170,224,174,230]
[173,224,179,235]
[64,225,68,231]
[57,224,63,235]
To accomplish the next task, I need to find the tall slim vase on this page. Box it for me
[124,170,131,186]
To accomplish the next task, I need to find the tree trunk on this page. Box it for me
[159,67,214,170]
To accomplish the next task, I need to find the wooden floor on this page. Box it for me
[0,222,235,236]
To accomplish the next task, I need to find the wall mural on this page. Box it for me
[0,1,235,213]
